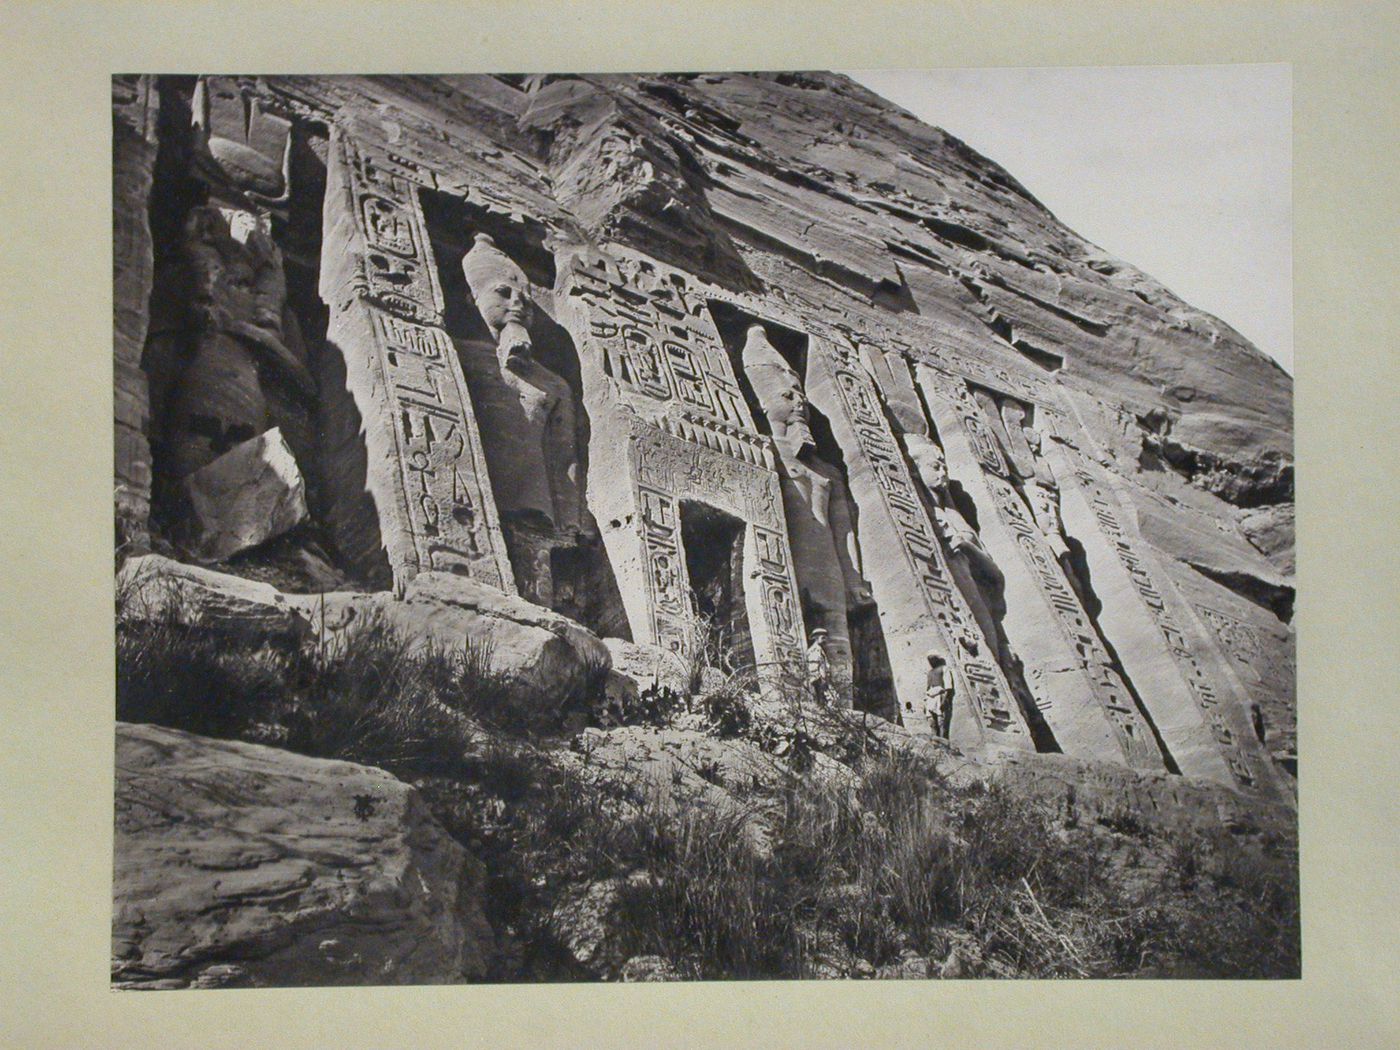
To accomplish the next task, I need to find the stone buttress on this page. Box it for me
[318,127,514,592]
[558,247,806,678]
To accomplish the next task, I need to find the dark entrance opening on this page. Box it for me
[679,501,754,674]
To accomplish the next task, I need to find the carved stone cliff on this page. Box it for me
[113,73,1295,800]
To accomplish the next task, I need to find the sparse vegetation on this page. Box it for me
[115,578,1300,981]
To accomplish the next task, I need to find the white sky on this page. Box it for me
[845,66,1292,372]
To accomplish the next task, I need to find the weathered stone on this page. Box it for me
[603,637,690,695]
[875,951,933,980]
[559,248,807,679]
[113,75,159,550]
[288,572,610,699]
[112,723,493,988]
[620,955,683,982]
[160,204,313,481]
[117,553,309,645]
[318,129,514,591]
[1237,502,1296,576]
[744,324,867,705]
[192,76,292,201]
[181,428,308,562]
[549,872,654,978]
[458,233,583,607]
[113,73,1295,798]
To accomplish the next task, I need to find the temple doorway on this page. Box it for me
[680,501,755,674]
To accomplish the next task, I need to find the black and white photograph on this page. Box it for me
[108,68,1303,987]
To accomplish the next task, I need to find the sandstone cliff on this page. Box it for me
[111,72,1297,983]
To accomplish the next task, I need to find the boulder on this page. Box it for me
[111,723,493,988]
[549,872,655,978]
[288,572,611,699]
[603,637,690,695]
[181,427,308,562]
[117,553,309,644]
[1238,502,1296,575]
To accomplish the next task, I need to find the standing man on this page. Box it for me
[806,627,832,705]
[924,651,953,737]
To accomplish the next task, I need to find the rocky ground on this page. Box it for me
[113,554,1298,986]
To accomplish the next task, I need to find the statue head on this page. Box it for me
[741,324,814,458]
[462,233,535,366]
[905,433,948,493]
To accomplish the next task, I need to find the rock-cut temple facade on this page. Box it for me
[113,73,1297,802]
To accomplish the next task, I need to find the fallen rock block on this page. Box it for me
[181,427,307,562]
[288,572,611,700]
[111,722,493,988]
[117,552,309,644]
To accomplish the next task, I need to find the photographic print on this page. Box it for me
[111,70,1297,987]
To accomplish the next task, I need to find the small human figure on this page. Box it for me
[745,325,866,706]
[806,627,832,704]
[1250,702,1267,745]
[924,651,953,738]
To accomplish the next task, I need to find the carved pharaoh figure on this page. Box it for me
[459,233,582,608]
[160,205,313,480]
[905,431,1005,623]
[153,77,312,496]
[1021,425,1071,556]
[743,324,869,706]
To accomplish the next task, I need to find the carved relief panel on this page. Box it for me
[320,129,513,591]
[919,366,1165,768]
[561,249,805,672]
[810,336,1031,743]
[1045,415,1284,797]
[564,252,753,429]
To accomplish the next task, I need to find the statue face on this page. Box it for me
[462,233,536,344]
[767,378,815,451]
[477,278,534,336]
[741,325,815,456]
[908,435,948,490]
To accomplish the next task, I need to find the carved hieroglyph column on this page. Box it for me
[805,336,1034,750]
[1039,403,1291,800]
[912,363,1167,770]
[318,129,513,592]
[558,248,805,676]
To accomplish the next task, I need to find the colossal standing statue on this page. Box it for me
[1022,426,1071,557]
[161,203,313,481]
[743,324,869,705]
[459,233,581,607]
[156,78,312,484]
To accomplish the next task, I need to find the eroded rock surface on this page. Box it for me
[112,723,493,988]
[112,72,1297,985]
[114,74,1293,791]
[181,427,308,561]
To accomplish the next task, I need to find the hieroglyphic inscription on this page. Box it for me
[322,130,512,590]
[634,418,784,532]
[821,339,1026,738]
[752,524,803,654]
[920,368,1161,763]
[988,470,1162,765]
[1059,442,1265,790]
[565,252,751,429]
[564,248,805,669]
[1198,605,1264,667]
[636,483,689,654]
